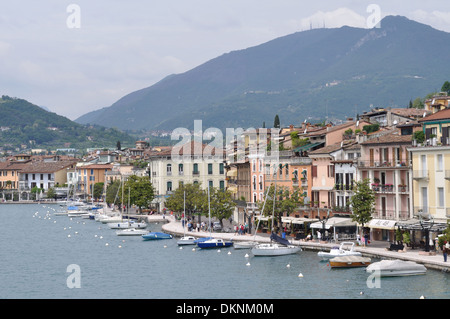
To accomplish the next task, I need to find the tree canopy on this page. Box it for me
[349,178,375,229]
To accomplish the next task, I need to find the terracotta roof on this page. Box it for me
[21,160,78,173]
[79,163,114,170]
[308,140,356,155]
[148,141,225,158]
[418,108,450,122]
[361,133,412,145]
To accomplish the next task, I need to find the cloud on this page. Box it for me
[409,10,450,32]
[295,7,368,30]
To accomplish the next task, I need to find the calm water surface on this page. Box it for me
[0,204,448,299]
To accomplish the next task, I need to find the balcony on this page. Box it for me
[412,170,429,180]
[372,210,410,221]
[358,160,411,169]
[445,170,450,180]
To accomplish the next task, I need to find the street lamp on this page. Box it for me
[418,211,434,253]
[319,208,330,242]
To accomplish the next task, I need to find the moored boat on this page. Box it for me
[366,259,427,277]
[142,232,173,240]
[251,233,301,256]
[197,238,233,249]
[329,256,372,268]
[116,228,148,236]
[317,242,362,260]
[177,236,197,246]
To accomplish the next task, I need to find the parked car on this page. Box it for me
[213,221,222,231]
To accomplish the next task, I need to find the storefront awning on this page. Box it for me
[368,219,397,230]
[310,217,356,229]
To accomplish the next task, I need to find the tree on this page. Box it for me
[46,187,56,200]
[105,180,122,206]
[165,183,206,219]
[207,187,236,226]
[441,81,450,95]
[93,182,104,201]
[258,184,304,234]
[349,178,375,233]
[273,114,280,128]
[125,175,155,213]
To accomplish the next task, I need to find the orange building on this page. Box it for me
[76,163,113,195]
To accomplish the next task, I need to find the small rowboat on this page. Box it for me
[329,256,372,268]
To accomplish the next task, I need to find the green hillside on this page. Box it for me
[0,95,135,151]
[76,16,450,131]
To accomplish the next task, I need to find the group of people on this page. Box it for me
[234,223,249,235]
[181,218,210,232]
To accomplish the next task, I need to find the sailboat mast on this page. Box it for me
[183,190,186,236]
[207,186,211,236]
[272,164,278,233]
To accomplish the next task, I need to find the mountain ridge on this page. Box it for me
[75,15,450,131]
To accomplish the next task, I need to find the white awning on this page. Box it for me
[368,219,397,230]
[310,217,356,229]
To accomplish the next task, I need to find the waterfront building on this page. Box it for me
[75,163,113,195]
[147,141,226,211]
[18,159,78,199]
[408,108,450,223]
[358,131,413,241]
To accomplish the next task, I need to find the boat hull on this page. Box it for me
[142,232,173,240]
[116,229,148,236]
[366,260,427,277]
[197,238,233,249]
[251,244,301,256]
[177,236,197,245]
[329,256,371,268]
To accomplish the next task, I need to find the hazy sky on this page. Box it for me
[1,1,449,120]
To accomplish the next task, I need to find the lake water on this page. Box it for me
[1,203,449,300]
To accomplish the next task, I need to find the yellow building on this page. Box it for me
[408,108,450,222]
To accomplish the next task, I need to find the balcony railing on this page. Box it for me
[372,210,410,221]
[358,160,411,168]
[412,170,429,180]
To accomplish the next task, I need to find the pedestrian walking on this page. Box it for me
[444,242,449,262]
[317,231,321,242]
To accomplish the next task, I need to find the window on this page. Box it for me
[259,175,263,190]
[253,176,257,190]
[90,169,94,175]
[166,164,172,175]
[167,181,172,192]
[219,180,225,190]
[208,180,213,188]
[178,163,184,175]
[437,154,443,171]
[252,160,256,172]
[208,163,213,175]
[219,163,224,175]
[193,163,199,175]
[421,187,428,213]
[438,187,444,208]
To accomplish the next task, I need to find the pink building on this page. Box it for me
[358,132,413,240]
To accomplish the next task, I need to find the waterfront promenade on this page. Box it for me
[145,214,450,272]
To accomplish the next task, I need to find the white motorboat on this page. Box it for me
[116,228,148,236]
[98,215,123,223]
[251,233,301,256]
[317,242,362,260]
[366,259,427,277]
[177,236,197,246]
[251,243,301,256]
[107,221,148,229]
